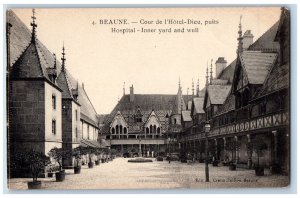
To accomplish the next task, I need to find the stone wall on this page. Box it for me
[9,80,46,154]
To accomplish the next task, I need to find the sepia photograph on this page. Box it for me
[5,6,290,191]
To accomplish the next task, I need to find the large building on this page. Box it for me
[100,84,188,156]
[7,9,100,171]
[180,8,289,174]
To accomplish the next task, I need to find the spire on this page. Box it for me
[61,43,66,72]
[30,9,37,43]
[206,61,209,86]
[196,78,200,96]
[210,59,213,83]
[123,82,125,96]
[186,87,189,110]
[192,78,194,96]
[237,15,243,54]
[53,53,56,69]
[178,77,182,92]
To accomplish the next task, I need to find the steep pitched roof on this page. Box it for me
[8,10,98,126]
[182,110,192,122]
[248,21,280,51]
[101,94,179,134]
[10,42,49,80]
[207,85,231,105]
[192,97,205,114]
[240,51,277,84]
[56,69,75,99]
[217,59,237,83]
[8,10,62,72]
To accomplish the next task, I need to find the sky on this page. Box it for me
[12,7,281,114]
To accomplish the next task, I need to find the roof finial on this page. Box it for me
[237,15,243,54]
[30,9,37,43]
[53,53,56,69]
[123,82,125,96]
[191,78,194,96]
[178,77,182,91]
[206,61,209,86]
[210,59,213,83]
[61,43,66,72]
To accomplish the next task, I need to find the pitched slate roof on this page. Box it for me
[8,10,98,127]
[182,110,192,122]
[217,59,237,83]
[193,97,205,114]
[101,94,182,134]
[248,21,280,52]
[8,10,62,72]
[57,69,75,99]
[207,85,231,105]
[10,41,49,80]
[240,51,277,84]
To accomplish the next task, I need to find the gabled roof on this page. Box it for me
[207,85,231,105]
[240,51,277,84]
[101,94,180,134]
[182,110,192,122]
[144,110,161,126]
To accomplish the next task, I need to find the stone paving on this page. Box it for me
[8,157,289,190]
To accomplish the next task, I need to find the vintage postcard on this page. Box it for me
[6,6,290,190]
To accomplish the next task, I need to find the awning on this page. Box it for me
[100,139,110,148]
[80,139,101,148]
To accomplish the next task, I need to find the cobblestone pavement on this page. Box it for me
[8,157,289,190]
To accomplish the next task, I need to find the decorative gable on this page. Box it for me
[144,110,161,134]
[110,111,128,134]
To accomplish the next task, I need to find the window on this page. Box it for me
[87,125,90,139]
[146,127,149,134]
[124,127,127,134]
[52,95,56,109]
[111,127,115,134]
[52,120,56,134]
[150,125,153,133]
[157,127,160,134]
[75,127,78,138]
[75,110,78,120]
[174,118,177,124]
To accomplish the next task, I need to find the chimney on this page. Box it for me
[130,85,134,102]
[243,30,254,50]
[215,57,227,78]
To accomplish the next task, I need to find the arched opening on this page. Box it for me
[111,127,115,134]
[124,127,127,134]
[150,125,153,133]
[153,125,157,133]
[174,118,177,124]
[116,125,119,134]
[146,127,149,134]
[157,127,160,134]
[120,125,123,133]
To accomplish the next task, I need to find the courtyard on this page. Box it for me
[8,157,289,190]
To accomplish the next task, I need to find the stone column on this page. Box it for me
[234,136,239,164]
[272,131,278,164]
[214,139,218,160]
[223,137,226,162]
[247,134,252,169]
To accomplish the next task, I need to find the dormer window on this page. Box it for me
[135,107,143,122]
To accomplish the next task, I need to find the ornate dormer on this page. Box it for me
[72,81,79,101]
[134,106,143,123]
[47,53,57,83]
